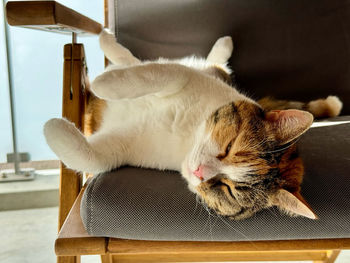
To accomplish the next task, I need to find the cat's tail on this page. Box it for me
[99,28,140,66]
[258,95,343,118]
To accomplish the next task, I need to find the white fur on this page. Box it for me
[207,36,234,64]
[181,122,251,193]
[44,29,252,192]
[99,28,140,66]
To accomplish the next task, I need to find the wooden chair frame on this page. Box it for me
[6,1,350,262]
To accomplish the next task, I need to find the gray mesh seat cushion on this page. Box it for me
[81,117,350,241]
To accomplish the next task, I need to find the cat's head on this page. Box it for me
[182,100,317,220]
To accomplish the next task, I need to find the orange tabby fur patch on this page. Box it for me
[84,92,106,136]
[209,101,271,175]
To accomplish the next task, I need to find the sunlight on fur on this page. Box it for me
[44,29,342,220]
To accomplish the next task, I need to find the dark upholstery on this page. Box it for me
[113,0,350,114]
[81,117,350,241]
[80,1,350,241]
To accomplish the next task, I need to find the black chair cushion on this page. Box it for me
[81,116,350,241]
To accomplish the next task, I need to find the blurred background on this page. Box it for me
[0,0,104,163]
[0,1,103,262]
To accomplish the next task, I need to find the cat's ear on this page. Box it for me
[272,189,317,219]
[265,109,313,145]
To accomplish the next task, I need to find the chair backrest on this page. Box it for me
[110,0,350,114]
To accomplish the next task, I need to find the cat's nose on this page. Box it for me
[193,165,218,181]
[193,165,204,180]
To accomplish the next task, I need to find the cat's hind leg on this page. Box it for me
[206,36,234,64]
[44,118,128,174]
[99,29,140,66]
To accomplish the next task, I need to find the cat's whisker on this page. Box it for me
[247,139,266,150]
[261,137,301,154]
[198,200,257,244]
[208,213,213,241]
[194,195,199,209]
[266,207,278,217]
[200,202,217,235]
[246,136,269,151]
[193,195,202,216]
[215,214,257,245]
[252,187,268,198]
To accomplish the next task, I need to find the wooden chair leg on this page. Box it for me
[101,254,112,263]
[57,255,81,263]
[314,250,341,263]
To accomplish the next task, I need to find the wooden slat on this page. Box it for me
[6,1,102,34]
[104,0,109,28]
[57,256,80,263]
[101,254,113,263]
[107,238,350,254]
[111,250,328,263]
[58,44,86,230]
[55,44,107,258]
[55,180,107,256]
[57,181,90,239]
[62,44,86,133]
[56,43,87,263]
[58,166,81,229]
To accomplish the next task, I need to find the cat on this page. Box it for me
[44,29,342,220]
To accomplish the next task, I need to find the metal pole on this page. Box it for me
[69,32,77,99]
[3,1,20,174]
[72,32,77,43]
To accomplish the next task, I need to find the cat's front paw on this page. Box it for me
[207,36,234,64]
[214,36,234,54]
[99,28,116,45]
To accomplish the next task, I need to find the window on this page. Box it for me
[0,0,104,163]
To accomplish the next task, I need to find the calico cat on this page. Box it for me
[44,29,342,220]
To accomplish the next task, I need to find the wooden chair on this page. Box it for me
[6,1,350,263]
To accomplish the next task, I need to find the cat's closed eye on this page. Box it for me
[226,141,232,154]
[215,180,236,199]
[234,185,251,191]
[217,141,233,160]
[235,151,252,157]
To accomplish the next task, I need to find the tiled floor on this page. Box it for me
[0,207,349,263]
[0,207,98,263]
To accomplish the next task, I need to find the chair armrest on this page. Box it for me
[6,1,102,35]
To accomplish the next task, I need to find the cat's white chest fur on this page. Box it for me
[43,30,246,174]
[99,74,245,171]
